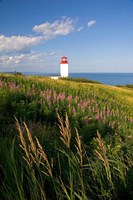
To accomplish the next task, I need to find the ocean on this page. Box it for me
[24,72,133,86]
[69,73,133,86]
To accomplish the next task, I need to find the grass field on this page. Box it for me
[0,74,133,200]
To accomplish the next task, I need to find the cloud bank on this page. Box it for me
[0,17,96,71]
[0,52,56,69]
[0,17,76,55]
[0,35,42,54]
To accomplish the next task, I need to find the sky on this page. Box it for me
[0,0,133,73]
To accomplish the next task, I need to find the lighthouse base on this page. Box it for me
[60,64,68,77]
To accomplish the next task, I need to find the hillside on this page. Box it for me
[0,74,133,200]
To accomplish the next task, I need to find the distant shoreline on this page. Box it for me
[1,72,133,86]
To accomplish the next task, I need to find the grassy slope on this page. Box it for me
[58,77,133,109]
[1,73,133,104]
[95,84,133,108]
[0,74,133,200]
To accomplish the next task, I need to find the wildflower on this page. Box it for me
[84,115,88,124]
[42,93,45,97]
[78,103,81,108]
[53,91,57,101]
[100,111,103,117]
[95,115,100,120]
[72,107,76,116]
[81,106,85,113]
[87,98,90,103]
[83,101,88,107]
[46,95,51,100]
[67,95,72,101]
[129,118,133,123]
[74,96,79,103]
[60,93,66,100]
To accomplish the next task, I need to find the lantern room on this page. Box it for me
[60,56,68,64]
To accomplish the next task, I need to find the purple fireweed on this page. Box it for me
[83,101,88,107]
[46,95,51,100]
[78,103,81,108]
[61,94,66,100]
[67,95,72,101]
[87,99,90,103]
[72,107,76,116]
[95,115,100,120]
[58,93,66,100]
[84,115,88,124]
[74,96,79,103]
[42,93,45,97]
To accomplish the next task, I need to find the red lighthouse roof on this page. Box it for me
[60,56,68,64]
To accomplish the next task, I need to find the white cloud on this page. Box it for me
[0,51,57,69]
[0,35,42,54]
[87,20,96,27]
[77,27,84,32]
[32,17,76,39]
[0,16,79,71]
[0,54,25,67]
[0,17,76,55]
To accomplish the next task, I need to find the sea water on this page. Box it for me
[69,73,133,86]
[24,72,133,86]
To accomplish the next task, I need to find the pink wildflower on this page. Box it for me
[67,95,72,101]
[95,115,100,120]
[83,101,88,107]
[72,107,76,116]
[87,99,90,103]
[74,96,79,103]
[46,95,51,100]
[84,116,88,124]
[60,93,66,100]
[78,103,81,108]
[129,118,133,123]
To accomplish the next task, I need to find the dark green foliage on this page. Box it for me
[125,84,133,89]
[60,77,102,84]
[115,84,124,87]
[115,84,133,89]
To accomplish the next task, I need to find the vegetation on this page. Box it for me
[125,84,133,89]
[0,74,133,200]
[60,77,102,84]
[115,84,133,89]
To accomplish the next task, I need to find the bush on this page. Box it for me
[125,84,133,89]
[60,77,102,84]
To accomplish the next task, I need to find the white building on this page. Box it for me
[60,56,68,77]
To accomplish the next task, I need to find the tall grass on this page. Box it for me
[0,74,133,199]
[1,113,132,199]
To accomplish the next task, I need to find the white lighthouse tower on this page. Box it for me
[60,56,68,77]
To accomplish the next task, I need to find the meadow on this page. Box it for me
[0,74,133,200]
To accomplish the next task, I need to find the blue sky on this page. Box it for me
[0,0,133,73]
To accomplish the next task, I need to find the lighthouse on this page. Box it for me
[60,56,68,77]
